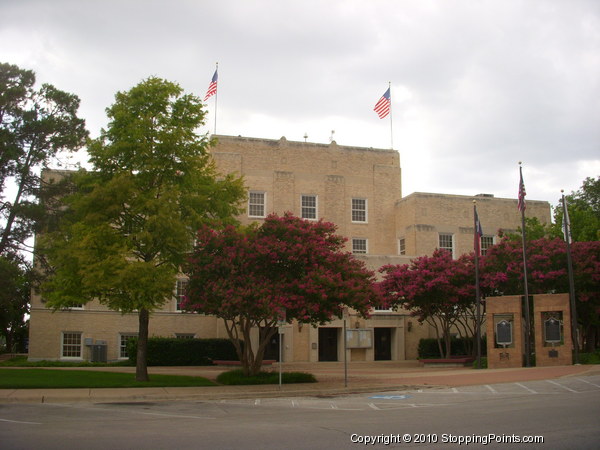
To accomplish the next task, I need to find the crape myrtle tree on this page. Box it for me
[40,77,245,381]
[184,213,380,376]
[379,249,476,358]
[0,62,87,256]
[481,236,600,351]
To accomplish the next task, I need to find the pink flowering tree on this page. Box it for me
[379,249,476,358]
[481,237,600,351]
[184,213,380,375]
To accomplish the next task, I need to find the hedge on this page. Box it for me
[127,337,240,366]
[418,336,487,359]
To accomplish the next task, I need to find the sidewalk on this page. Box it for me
[1,361,598,404]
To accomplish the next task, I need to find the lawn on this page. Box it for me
[0,369,216,389]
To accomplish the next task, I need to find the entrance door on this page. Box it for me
[374,328,392,361]
[262,328,281,362]
[318,328,338,361]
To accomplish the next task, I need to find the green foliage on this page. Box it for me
[126,337,239,366]
[553,177,600,242]
[0,255,30,352]
[0,356,131,367]
[0,368,215,389]
[216,369,317,385]
[0,62,88,256]
[502,217,560,241]
[40,76,245,381]
[418,337,486,358]
[472,357,488,369]
[578,350,600,365]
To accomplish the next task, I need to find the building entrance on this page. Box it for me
[374,328,392,360]
[318,328,338,361]
[262,328,281,362]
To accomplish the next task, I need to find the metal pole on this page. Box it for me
[343,318,348,388]
[278,326,282,389]
[562,192,579,364]
[474,201,482,369]
[519,163,531,367]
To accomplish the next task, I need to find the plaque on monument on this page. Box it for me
[496,320,512,347]
[544,317,561,344]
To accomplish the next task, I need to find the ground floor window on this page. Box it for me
[61,332,82,358]
[119,333,138,358]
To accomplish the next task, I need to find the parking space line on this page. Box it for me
[368,403,380,410]
[546,380,578,393]
[515,382,538,394]
[485,385,497,394]
[576,378,600,389]
[0,418,42,425]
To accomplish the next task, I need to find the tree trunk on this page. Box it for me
[136,308,150,382]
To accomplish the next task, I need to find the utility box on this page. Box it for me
[90,344,107,363]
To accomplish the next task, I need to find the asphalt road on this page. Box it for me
[2,375,599,449]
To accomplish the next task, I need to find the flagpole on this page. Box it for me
[214,62,218,135]
[388,81,393,149]
[519,162,532,367]
[561,190,579,364]
[473,201,482,369]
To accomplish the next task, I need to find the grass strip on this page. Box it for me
[0,369,216,389]
[216,369,317,385]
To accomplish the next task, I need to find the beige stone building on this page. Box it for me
[28,135,551,363]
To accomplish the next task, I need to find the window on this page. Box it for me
[398,238,406,255]
[481,236,494,256]
[175,279,188,311]
[248,191,266,217]
[175,333,195,339]
[61,332,82,358]
[119,333,137,358]
[438,233,454,258]
[351,198,367,222]
[352,238,368,254]
[301,195,317,220]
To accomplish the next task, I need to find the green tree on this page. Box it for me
[553,176,600,242]
[0,255,30,353]
[0,62,88,256]
[41,77,245,381]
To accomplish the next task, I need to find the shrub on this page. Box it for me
[127,338,239,366]
[578,350,600,365]
[418,336,487,359]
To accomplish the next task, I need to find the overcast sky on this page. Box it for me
[1,0,599,209]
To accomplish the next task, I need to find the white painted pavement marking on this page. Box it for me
[485,385,498,394]
[515,382,538,394]
[141,412,216,420]
[329,402,338,409]
[254,399,261,406]
[576,377,600,389]
[368,403,380,410]
[291,400,298,408]
[546,380,578,393]
[0,418,42,425]
[451,388,459,393]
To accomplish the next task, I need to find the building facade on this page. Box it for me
[28,135,552,363]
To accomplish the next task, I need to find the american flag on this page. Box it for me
[204,69,218,101]
[373,87,391,119]
[517,167,526,212]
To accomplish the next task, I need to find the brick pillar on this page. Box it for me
[486,295,524,369]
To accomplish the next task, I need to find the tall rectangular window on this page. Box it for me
[438,233,454,258]
[398,238,406,255]
[301,195,317,220]
[119,333,137,359]
[352,238,368,254]
[351,198,367,222]
[481,236,494,256]
[175,279,188,311]
[61,332,82,358]
[248,191,266,218]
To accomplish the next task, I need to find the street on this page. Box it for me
[1,375,599,449]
